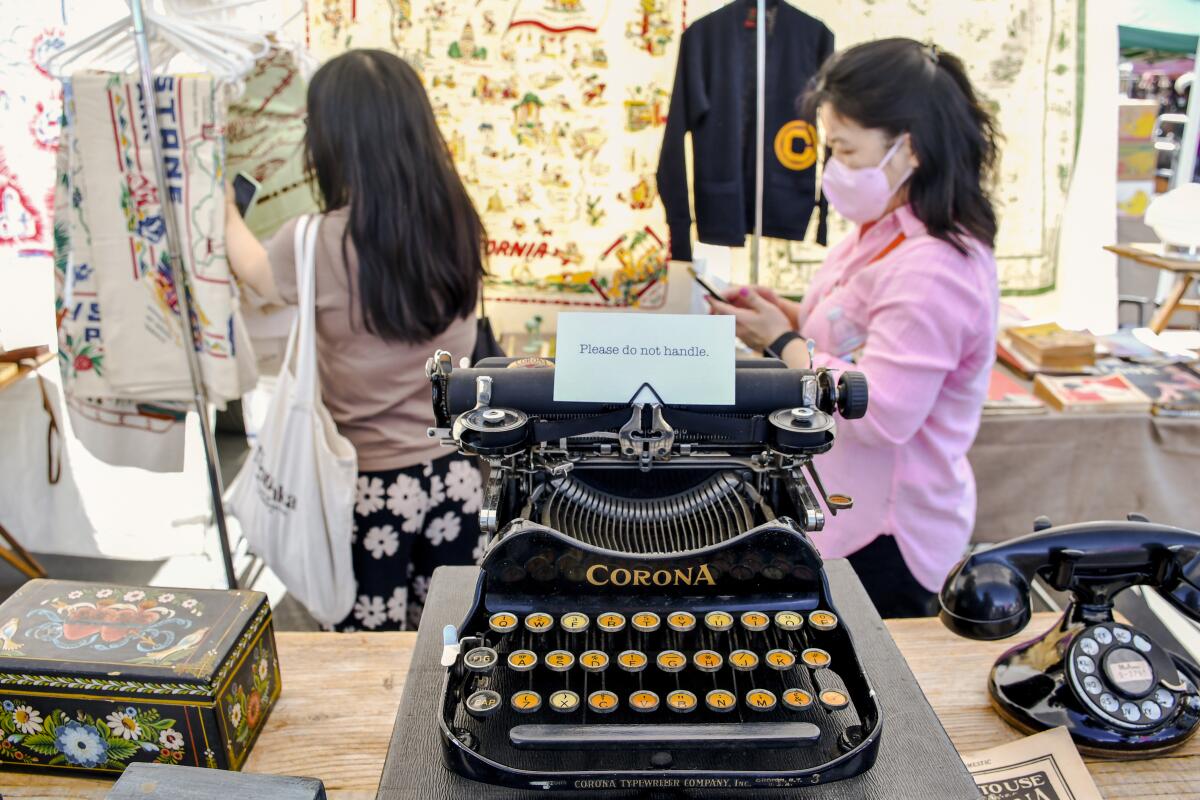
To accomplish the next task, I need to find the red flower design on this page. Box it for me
[73,354,93,371]
[60,603,164,642]
[246,691,262,728]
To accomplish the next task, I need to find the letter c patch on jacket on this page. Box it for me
[774,120,817,171]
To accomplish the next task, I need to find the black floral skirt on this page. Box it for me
[331,453,484,632]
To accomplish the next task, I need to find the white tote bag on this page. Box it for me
[228,215,358,626]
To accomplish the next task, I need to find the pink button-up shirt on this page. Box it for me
[798,204,998,592]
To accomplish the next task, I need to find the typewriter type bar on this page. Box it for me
[509,721,822,750]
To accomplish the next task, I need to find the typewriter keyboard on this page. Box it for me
[447,607,867,772]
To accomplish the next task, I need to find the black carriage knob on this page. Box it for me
[837,371,869,420]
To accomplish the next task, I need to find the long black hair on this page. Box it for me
[803,38,999,253]
[305,49,485,343]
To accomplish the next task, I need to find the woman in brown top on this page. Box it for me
[225,50,484,631]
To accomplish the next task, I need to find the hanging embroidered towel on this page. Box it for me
[70,71,250,404]
[53,86,189,472]
[225,47,318,241]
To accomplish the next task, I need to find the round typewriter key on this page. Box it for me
[740,611,770,632]
[464,646,498,673]
[465,689,501,717]
[580,650,609,672]
[667,611,696,633]
[705,689,737,713]
[774,611,804,631]
[783,688,814,711]
[588,690,619,714]
[632,612,661,634]
[667,690,698,713]
[630,690,660,713]
[618,649,649,672]
[809,611,839,631]
[511,690,542,714]
[597,612,626,633]
[508,649,538,671]
[657,650,687,673]
[704,611,734,632]
[729,649,759,671]
[746,689,777,712]
[560,612,590,634]
[524,612,555,633]
[693,650,724,672]
[549,690,580,713]
[766,649,797,670]
[488,612,518,634]
[819,689,849,710]
[802,648,831,668]
[545,649,575,672]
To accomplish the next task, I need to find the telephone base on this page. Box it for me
[987,608,1200,759]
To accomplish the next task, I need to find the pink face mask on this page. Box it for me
[821,136,913,225]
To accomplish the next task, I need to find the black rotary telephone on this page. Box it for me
[938,516,1200,757]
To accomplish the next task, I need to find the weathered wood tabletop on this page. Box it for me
[5,614,1197,799]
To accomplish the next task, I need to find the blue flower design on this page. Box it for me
[2,700,13,711]
[124,707,137,717]
[55,720,109,768]
[137,214,166,244]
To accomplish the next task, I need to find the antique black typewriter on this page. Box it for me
[425,352,879,792]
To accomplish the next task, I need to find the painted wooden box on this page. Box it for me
[0,579,279,777]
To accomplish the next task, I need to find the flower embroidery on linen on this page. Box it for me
[386,473,430,533]
[425,511,461,547]
[386,586,407,623]
[355,475,386,516]
[363,525,400,560]
[445,460,483,514]
[353,595,387,629]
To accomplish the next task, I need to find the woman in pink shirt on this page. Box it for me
[710,39,1000,617]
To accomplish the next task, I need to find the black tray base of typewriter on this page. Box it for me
[377,562,978,799]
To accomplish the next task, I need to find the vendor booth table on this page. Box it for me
[6,613,1196,799]
[970,410,1200,543]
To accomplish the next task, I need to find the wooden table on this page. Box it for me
[5,615,1197,799]
[1104,243,1200,333]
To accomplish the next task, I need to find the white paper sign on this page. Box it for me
[553,313,735,405]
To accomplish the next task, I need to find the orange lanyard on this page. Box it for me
[868,232,907,265]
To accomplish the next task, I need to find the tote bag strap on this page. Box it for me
[277,215,310,374]
[293,215,323,407]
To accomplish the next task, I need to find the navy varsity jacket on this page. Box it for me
[656,0,833,262]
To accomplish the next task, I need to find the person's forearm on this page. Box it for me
[778,337,812,369]
[225,209,282,304]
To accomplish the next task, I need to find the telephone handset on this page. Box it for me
[939,515,1200,757]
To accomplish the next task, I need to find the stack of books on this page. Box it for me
[1032,373,1153,414]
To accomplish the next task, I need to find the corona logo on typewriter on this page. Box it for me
[584,563,717,588]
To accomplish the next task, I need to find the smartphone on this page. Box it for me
[232,172,262,218]
[687,264,725,301]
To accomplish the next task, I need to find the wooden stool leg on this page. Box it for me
[0,522,47,580]
[1149,274,1194,334]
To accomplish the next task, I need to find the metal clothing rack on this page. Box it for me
[750,0,766,284]
[129,0,238,590]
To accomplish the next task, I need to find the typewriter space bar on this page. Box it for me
[510,722,821,750]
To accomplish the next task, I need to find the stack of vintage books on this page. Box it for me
[1000,323,1096,377]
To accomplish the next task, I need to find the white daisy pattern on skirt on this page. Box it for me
[356,475,386,516]
[353,595,387,629]
[425,510,461,547]
[445,460,483,514]
[386,586,407,623]
[335,456,482,632]
[386,473,430,533]
[363,525,400,560]
[471,533,489,563]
